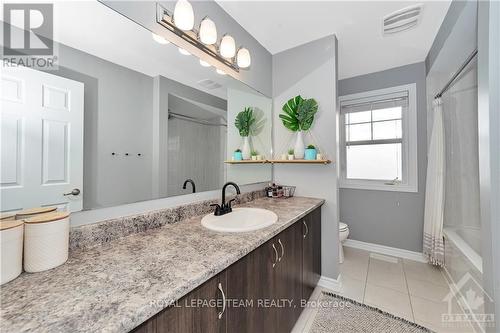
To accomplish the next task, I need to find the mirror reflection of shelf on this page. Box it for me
[225,159,332,165]
[224,160,268,164]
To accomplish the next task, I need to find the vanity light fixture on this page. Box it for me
[173,0,194,31]
[199,17,217,45]
[220,34,236,58]
[178,48,191,56]
[237,47,251,68]
[199,60,211,67]
[156,3,251,73]
[152,33,169,45]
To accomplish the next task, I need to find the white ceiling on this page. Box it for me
[217,1,451,79]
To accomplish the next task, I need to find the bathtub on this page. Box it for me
[443,227,482,274]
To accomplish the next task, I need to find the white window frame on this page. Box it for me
[339,83,418,192]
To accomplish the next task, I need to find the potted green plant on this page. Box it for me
[287,148,295,161]
[251,150,259,161]
[279,95,318,159]
[305,144,317,160]
[233,149,243,161]
[235,107,255,159]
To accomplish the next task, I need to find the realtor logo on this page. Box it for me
[2,3,57,69]
[3,4,53,55]
[442,272,495,330]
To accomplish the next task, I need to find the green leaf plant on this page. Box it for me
[279,95,318,132]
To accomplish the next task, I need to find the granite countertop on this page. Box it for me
[0,196,324,333]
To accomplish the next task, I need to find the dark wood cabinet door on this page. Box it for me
[131,320,155,333]
[225,238,276,333]
[302,207,322,303]
[155,272,226,333]
[275,222,303,333]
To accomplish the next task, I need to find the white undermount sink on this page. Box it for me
[201,207,278,233]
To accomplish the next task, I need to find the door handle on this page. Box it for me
[303,220,309,238]
[217,282,226,319]
[272,243,279,268]
[63,188,81,196]
[278,239,284,262]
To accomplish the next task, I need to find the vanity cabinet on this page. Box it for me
[132,206,322,333]
[302,207,322,302]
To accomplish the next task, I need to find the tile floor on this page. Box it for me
[335,247,475,333]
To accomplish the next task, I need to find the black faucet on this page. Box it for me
[182,179,196,193]
[211,182,241,216]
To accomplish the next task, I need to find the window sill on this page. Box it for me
[339,181,418,193]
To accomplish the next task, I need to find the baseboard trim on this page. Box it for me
[318,274,342,292]
[344,239,428,263]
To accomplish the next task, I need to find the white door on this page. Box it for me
[1,66,84,212]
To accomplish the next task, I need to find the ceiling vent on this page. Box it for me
[383,4,423,35]
[197,79,222,90]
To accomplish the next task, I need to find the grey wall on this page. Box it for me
[339,62,427,252]
[272,36,340,280]
[426,0,470,73]
[51,43,155,210]
[101,0,273,97]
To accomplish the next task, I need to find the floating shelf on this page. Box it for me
[268,159,331,165]
[225,159,332,165]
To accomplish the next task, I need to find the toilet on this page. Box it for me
[339,222,350,263]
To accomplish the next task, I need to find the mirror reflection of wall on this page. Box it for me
[165,93,227,197]
[0,1,272,214]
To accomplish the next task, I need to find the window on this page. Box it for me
[339,84,418,192]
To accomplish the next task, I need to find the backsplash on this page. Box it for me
[69,189,265,251]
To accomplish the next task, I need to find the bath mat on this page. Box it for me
[309,292,433,333]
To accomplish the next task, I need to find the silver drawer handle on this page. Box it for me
[217,282,226,319]
[303,220,309,238]
[272,243,279,268]
[278,239,284,262]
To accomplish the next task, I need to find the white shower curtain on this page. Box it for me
[423,98,445,266]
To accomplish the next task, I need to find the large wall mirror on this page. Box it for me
[0,1,272,213]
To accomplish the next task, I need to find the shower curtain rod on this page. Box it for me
[168,111,227,127]
[434,49,478,99]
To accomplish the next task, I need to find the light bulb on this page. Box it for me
[199,17,217,45]
[219,34,236,58]
[216,69,226,75]
[151,33,169,45]
[237,47,251,68]
[173,0,194,31]
[178,48,190,56]
[199,60,211,67]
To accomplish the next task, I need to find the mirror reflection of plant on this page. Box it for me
[307,144,315,149]
[249,107,266,136]
[280,96,318,132]
[235,107,256,137]
[235,149,242,152]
